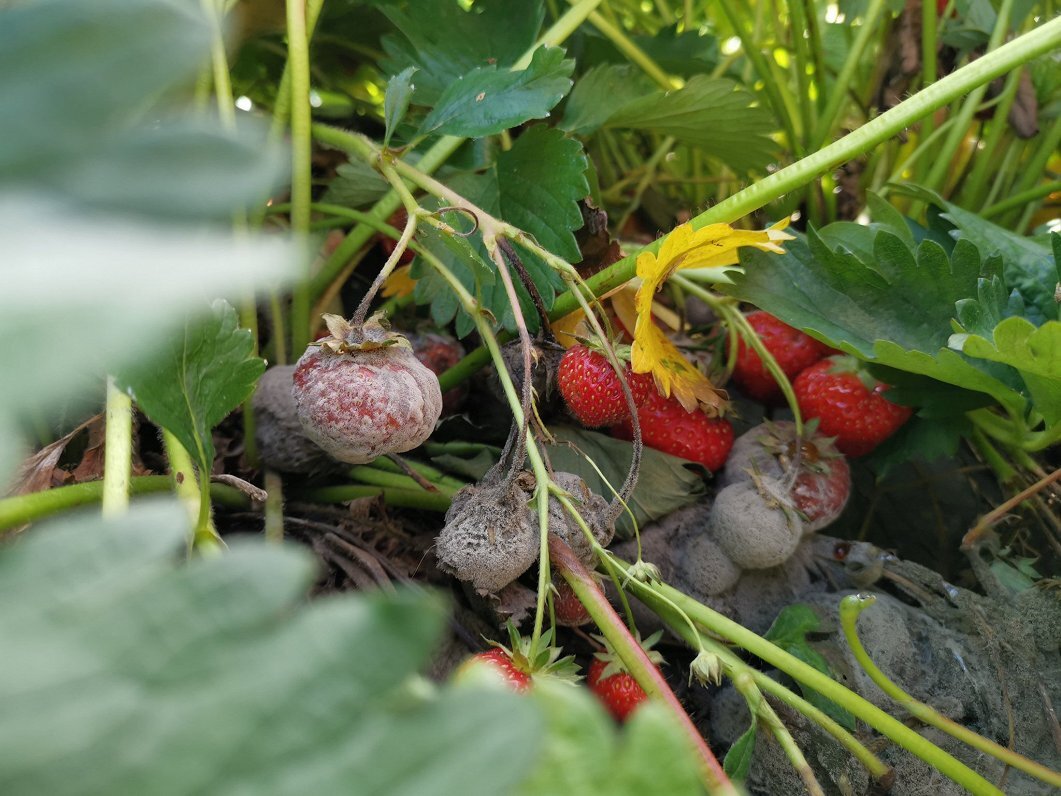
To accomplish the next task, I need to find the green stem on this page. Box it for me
[922,0,1014,195]
[162,430,220,550]
[586,9,676,89]
[264,469,285,543]
[981,180,1061,219]
[286,0,314,354]
[305,0,601,305]
[606,556,1006,796]
[809,0,888,152]
[957,67,1022,208]
[102,377,133,516]
[268,0,325,139]
[969,427,1019,485]
[786,0,815,147]
[1008,116,1061,230]
[717,0,801,154]
[200,0,236,128]
[549,536,736,795]
[0,477,249,534]
[616,136,676,233]
[291,484,452,512]
[348,465,459,499]
[540,16,1061,322]
[365,456,467,491]
[840,595,1061,788]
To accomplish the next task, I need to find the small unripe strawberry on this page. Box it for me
[793,356,912,457]
[292,314,442,464]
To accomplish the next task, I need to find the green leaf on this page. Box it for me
[494,126,589,260]
[722,722,757,780]
[0,199,295,421]
[954,318,1061,424]
[384,66,417,147]
[544,426,706,539]
[764,605,857,731]
[895,186,1058,323]
[121,300,265,474]
[727,232,1028,416]
[0,502,542,796]
[321,160,392,209]
[606,76,777,173]
[560,64,657,135]
[415,46,574,139]
[613,703,705,794]
[379,0,545,105]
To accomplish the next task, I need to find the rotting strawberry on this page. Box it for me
[292,313,442,464]
[731,311,834,403]
[793,356,913,457]
[558,344,654,427]
[587,631,664,721]
[723,420,851,532]
[458,624,579,693]
[613,389,734,472]
[408,330,466,415]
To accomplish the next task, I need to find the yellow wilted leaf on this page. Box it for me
[381,264,416,298]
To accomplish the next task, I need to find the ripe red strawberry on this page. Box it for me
[731,311,834,403]
[470,648,533,692]
[558,345,654,427]
[553,576,592,627]
[292,314,442,463]
[613,389,734,472]
[587,632,664,722]
[457,624,579,693]
[793,356,913,457]
[723,420,851,532]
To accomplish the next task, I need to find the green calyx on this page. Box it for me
[490,623,581,684]
[593,629,665,680]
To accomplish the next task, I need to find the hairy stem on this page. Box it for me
[102,377,133,516]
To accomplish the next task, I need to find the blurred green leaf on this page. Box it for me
[0,502,542,796]
[321,160,392,208]
[606,77,777,173]
[516,681,704,795]
[384,66,418,147]
[415,46,574,139]
[544,426,705,539]
[560,64,656,135]
[379,0,545,105]
[120,300,265,475]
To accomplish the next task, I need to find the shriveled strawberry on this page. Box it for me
[292,314,442,464]
[587,632,664,721]
[731,311,833,403]
[558,344,654,427]
[793,356,912,457]
[613,389,734,472]
[723,420,851,532]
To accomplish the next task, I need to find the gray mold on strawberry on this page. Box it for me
[435,480,539,594]
[547,472,614,565]
[709,479,803,570]
[292,314,442,464]
[252,365,335,474]
[675,530,742,596]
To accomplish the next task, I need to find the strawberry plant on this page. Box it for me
[2,1,1060,795]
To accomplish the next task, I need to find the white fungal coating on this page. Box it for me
[435,482,539,593]
[292,345,442,464]
[709,480,803,570]
[676,532,742,595]
[547,472,614,565]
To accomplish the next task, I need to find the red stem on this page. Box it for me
[548,536,736,795]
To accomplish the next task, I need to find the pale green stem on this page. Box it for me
[264,470,284,543]
[607,556,1005,795]
[161,429,222,551]
[616,135,676,233]
[1011,117,1061,230]
[287,0,314,353]
[810,0,888,152]
[958,67,1022,208]
[981,180,1061,219]
[922,0,1014,194]
[268,0,326,138]
[585,8,677,89]
[101,377,133,516]
[840,595,1061,789]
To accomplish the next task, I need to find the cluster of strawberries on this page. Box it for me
[557,310,912,471]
